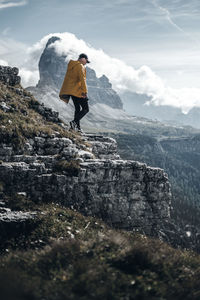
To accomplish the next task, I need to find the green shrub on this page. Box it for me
[53,160,80,176]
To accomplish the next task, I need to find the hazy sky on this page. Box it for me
[0,0,200,111]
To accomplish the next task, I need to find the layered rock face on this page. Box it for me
[29,36,123,109]
[0,133,171,235]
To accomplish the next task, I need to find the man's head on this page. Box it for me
[78,53,90,65]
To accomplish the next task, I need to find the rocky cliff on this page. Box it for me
[108,132,200,251]
[0,65,171,238]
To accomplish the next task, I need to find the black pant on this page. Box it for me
[71,95,89,127]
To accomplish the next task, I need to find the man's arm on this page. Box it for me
[78,65,88,97]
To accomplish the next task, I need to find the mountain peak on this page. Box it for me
[36,36,123,109]
[45,36,61,48]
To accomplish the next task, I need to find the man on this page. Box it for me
[59,53,90,133]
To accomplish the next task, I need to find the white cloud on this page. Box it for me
[0,37,38,86]
[1,31,200,113]
[19,68,39,87]
[0,59,8,65]
[145,87,200,114]
[0,0,27,10]
[0,37,27,60]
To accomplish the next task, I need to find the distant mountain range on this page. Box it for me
[120,90,200,129]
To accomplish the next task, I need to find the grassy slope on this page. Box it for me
[0,198,200,300]
[0,82,79,150]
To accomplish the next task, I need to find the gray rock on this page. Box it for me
[0,66,21,86]
[0,101,11,112]
[0,136,171,235]
[0,210,37,223]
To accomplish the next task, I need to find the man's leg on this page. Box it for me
[72,97,89,128]
[72,96,81,126]
[76,98,89,126]
[69,96,80,130]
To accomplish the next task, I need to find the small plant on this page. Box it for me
[0,181,4,192]
[53,160,80,176]
[28,98,40,109]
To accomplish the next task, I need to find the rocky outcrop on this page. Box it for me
[0,131,171,235]
[0,66,21,86]
[0,198,38,251]
[86,68,123,108]
[29,100,60,123]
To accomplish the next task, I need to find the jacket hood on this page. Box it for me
[67,60,81,71]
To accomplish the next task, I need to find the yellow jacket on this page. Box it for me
[59,60,88,100]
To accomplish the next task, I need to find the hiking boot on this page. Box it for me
[77,126,84,134]
[69,120,77,131]
[78,128,84,134]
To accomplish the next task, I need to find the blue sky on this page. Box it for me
[0,0,200,111]
[1,0,200,88]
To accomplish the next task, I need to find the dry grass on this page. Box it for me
[0,201,200,300]
[0,82,82,150]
